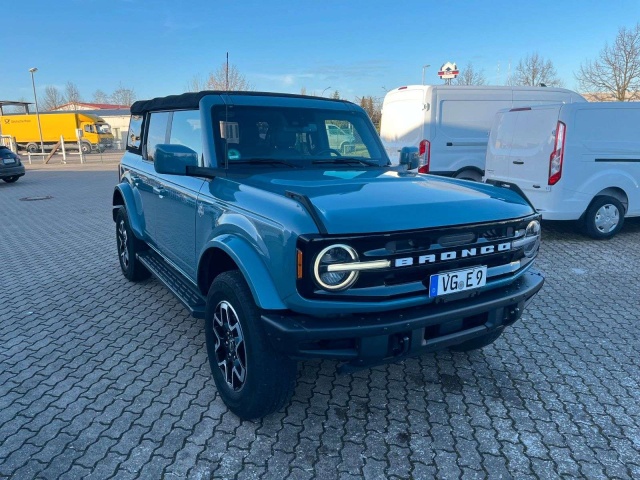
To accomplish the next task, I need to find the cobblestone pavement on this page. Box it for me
[1,164,639,479]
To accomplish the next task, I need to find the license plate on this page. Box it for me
[2,158,15,164]
[429,266,487,297]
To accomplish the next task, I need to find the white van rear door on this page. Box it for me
[485,109,518,181]
[509,106,560,192]
[379,88,428,164]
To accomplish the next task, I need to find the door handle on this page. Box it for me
[513,160,524,165]
[153,186,166,198]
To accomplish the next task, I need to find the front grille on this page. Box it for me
[297,215,537,300]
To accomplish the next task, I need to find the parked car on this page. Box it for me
[0,146,25,183]
[484,102,640,239]
[325,123,356,153]
[113,91,544,419]
[379,85,586,180]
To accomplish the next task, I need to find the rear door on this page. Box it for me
[508,106,560,193]
[379,88,428,164]
[485,109,518,181]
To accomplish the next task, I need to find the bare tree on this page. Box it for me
[42,86,64,111]
[576,23,640,101]
[186,75,206,92]
[93,89,110,103]
[509,52,563,87]
[110,84,137,106]
[300,86,307,95]
[358,96,382,126]
[188,63,253,91]
[455,63,487,86]
[331,90,341,100]
[64,81,82,108]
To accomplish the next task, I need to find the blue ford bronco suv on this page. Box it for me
[113,91,544,419]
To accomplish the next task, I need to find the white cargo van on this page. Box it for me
[380,85,585,181]
[485,102,640,238]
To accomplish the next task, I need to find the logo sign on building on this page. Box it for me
[438,62,459,80]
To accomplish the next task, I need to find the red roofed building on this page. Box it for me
[52,102,130,111]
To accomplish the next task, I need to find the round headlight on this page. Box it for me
[313,244,359,291]
[524,220,541,258]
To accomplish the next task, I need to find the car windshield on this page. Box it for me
[211,105,389,168]
[0,149,16,159]
[96,124,111,134]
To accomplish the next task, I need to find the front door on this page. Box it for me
[151,110,205,279]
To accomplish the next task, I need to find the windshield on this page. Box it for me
[96,123,111,134]
[211,105,388,168]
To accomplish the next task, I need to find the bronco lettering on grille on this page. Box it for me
[394,242,512,268]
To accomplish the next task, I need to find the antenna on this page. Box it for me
[224,51,229,169]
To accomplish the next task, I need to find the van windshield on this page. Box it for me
[211,105,388,168]
[96,124,111,134]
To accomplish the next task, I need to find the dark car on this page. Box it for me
[0,146,25,183]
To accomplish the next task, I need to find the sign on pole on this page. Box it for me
[438,62,459,84]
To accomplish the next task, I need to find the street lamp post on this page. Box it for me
[29,68,45,154]
[321,86,332,97]
[422,64,431,85]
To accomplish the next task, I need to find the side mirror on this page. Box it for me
[154,144,198,175]
[399,146,420,170]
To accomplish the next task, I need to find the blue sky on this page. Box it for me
[2,0,639,104]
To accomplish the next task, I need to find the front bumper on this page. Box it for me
[262,270,544,367]
[0,164,26,178]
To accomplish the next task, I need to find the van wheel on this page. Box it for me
[449,330,502,352]
[115,207,150,281]
[26,143,39,154]
[454,169,482,182]
[583,196,625,239]
[205,271,297,420]
[81,141,92,154]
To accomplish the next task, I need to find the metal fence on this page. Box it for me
[17,136,125,165]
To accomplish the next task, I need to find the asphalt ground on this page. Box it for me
[1,163,639,479]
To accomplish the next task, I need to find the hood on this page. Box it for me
[238,168,534,234]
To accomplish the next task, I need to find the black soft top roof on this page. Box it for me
[130,91,347,115]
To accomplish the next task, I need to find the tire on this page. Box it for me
[583,196,625,239]
[26,143,39,154]
[115,207,150,281]
[454,169,483,182]
[205,270,297,420]
[81,141,92,154]
[2,176,19,183]
[449,330,502,352]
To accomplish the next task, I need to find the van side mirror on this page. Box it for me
[399,146,420,170]
[154,144,199,175]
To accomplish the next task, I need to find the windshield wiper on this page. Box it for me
[230,159,299,168]
[312,158,380,167]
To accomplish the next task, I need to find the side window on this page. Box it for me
[145,111,170,162]
[126,115,143,152]
[84,125,94,133]
[169,110,202,160]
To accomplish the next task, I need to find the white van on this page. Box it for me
[485,102,640,238]
[380,85,585,181]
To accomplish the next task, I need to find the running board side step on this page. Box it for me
[137,250,206,319]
